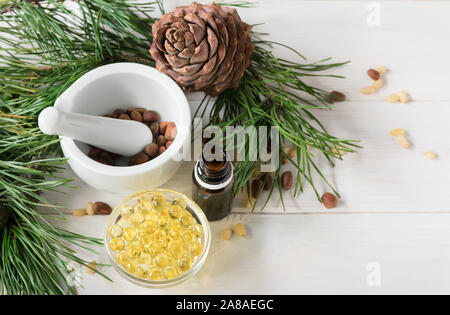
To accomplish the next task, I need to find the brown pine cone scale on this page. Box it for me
[150,2,254,97]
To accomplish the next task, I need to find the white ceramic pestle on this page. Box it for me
[38,107,153,156]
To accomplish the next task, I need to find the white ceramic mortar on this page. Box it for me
[55,63,191,195]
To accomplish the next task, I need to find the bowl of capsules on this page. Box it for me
[105,189,211,288]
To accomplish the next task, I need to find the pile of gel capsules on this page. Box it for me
[108,193,204,280]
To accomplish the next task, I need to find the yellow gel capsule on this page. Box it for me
[138,254,152,266]
[120,206,133,218]
[180,212,194,227]
[135,265,148,278]
[190,242,203,257]
[137,199,153,212]
[142,220,156,234]
[109,224,123,238]
[152,194,167,210]
[125,260,137,274]
[140,234,153,250]
[126,242,141,258]
[153,229,167,240]
[173,198,187,209]
[164,266,179,279]
[169,205,183,219]
[193,224,204,238]
[160,237,173,249]
[182,230,195,243]
[157,214,169,228]
[116,252,128,265]
[155,254,169,268]
[130,211,144,226]
[109,238,125,252]
[170,243,185,259]
[123,226,137,241]
[179,258,192,272]
[148,268,163,280]
[168,226,180,239]
[144,212,159,222]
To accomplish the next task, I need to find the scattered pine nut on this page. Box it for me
[376,66,387,75]
[396,135,410,149]
[386,94,400,103]
[72,208,87,217]
[234,223,246,238]
[85,260,97,275]
[398,90,408,104]
[390,128,405,136]
[360,86,376,95]
[373,79,384,90]
[424,151,436,160]
[221,228,233,240]
[287,147,297,159]
[86,201,95,215]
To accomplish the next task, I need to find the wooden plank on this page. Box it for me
[42,100,450,214]
[49,213,450,294]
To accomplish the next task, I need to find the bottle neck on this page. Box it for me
[195,151,233,190]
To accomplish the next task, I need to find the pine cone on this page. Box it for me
[150,2,254,97]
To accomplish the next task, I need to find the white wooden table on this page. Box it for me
[44,0,450,294]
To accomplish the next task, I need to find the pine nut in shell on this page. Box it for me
[367,69,380,81]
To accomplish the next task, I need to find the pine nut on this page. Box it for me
[398,90,408,104]
[360,86,376,95]
[72,208,87,216]
[234,223,246,238]
[85,260,97,274]
[367,69,380,81]
[424,151,436,160]
[221,228,233,240]
[396,135,410,149]
[376,66,387,75]
[86,201,95,215]
[390,128,405,136]
[386,94,400,103]
[373,79,384,90]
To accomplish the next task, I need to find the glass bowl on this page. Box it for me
[105,189,211,288]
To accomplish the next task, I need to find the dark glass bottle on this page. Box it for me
[192,149,234,221]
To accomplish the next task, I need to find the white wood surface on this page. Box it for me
[43,0,450,294]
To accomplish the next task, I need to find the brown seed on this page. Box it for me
[105,151,121,160]
[93,201,112,215]
[260,174,273,191]
[157,135,166,147]
[149,121,159,135]
[158,146,166,155]
[99,151,114,165]
[166,140,173,148]
[94,156,113,166]
[251,179,263,199]
[88,146,103,158]
[329,91,346,103]
[129,152,149,165]
[127,107,145,114]
[130,111,143,122]
[144,143,159,157]
[112,109,125,118]
[367,69,380,81]
[159,121,169,134]
[322,192,338,209]
[118,113,131,120]
[282,155,288,165]
[165,122,177,141]
[143,110,159,122]
[281,171,293,190]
